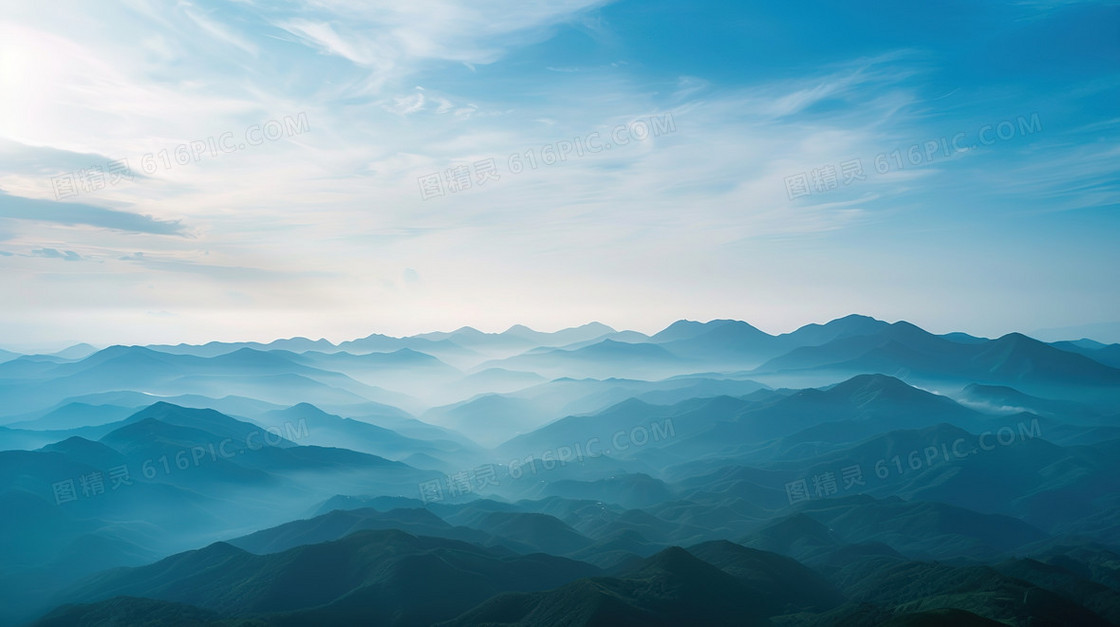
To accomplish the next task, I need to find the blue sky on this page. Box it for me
[0,0,1117,349]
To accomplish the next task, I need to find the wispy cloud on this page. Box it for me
[0,192,189,236]
[273,0,610,69]
[30,248,83,262]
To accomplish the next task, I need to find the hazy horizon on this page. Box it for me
[2,1,1118,350]
[5,314,1120,355]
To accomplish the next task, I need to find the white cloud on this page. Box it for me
[0,2,1112,345]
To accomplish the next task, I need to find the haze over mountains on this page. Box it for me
[1,315,1118,625]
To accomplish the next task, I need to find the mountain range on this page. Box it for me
[0,315,1116,625]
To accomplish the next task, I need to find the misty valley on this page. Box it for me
[1,316,1118,625]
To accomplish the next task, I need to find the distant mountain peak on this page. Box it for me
[500,321,618,344]
[643,545,698,567]
[189,541,249,560]
[962,383,1018,395]
[226,346,265,355]
[652,318,768,343]
[81,344,161,363]
[829,373,912,393]
[53,342,99,359]
[285,401,329,415]
[783,314,889,345]
[836,313,881,323]
[889,319,924,330]
[40,436,117,456]
[503,323,537,334]
[577,321,614,331]
[140,400,183,412]
[992,331,1042,348]
[634,545,728,580]
[650,319,705,341]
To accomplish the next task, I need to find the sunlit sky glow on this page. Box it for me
[1,1,1118,350]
